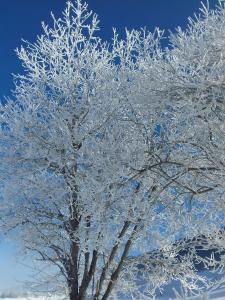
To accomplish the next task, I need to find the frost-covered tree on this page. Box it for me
[1,1,225,299]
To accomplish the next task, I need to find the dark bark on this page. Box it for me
[68,240,80,300]
[78,250,98,300]
[94,221,130,300]
[68,186,80,300]
[101,224,138,300]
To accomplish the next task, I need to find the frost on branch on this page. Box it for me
[1,0,225,299]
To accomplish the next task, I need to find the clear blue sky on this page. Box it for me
[0,0,218,293]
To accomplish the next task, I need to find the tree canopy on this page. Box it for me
[1,1,225,299]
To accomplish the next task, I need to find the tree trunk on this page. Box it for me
[68,240,80,300]
[100,224,138,300]
[68,183,80,300]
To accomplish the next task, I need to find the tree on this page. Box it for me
[1,1,225,299]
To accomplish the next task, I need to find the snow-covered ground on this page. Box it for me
[0,291,225,300]
[1,288,225,300]
[0,297,65,300]
[0,296,222,300]
[2,277,225,300]
[1,289,225,300]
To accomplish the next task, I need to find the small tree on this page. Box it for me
[1,1,225,299]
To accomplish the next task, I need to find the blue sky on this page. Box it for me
[0,0,218,293]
